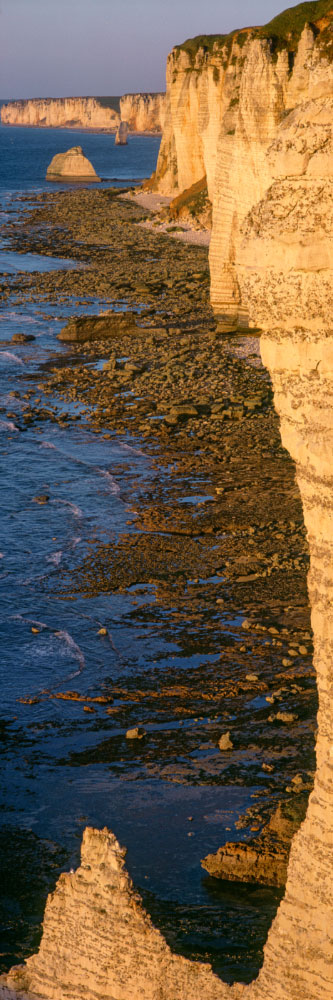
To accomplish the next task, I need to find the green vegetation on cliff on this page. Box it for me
[262,1,333,41]
[169,175,211,223]
[174,0,333,61]
[95,96,120,112]
[174,33,230,60]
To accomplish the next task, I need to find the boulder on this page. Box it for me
[46,146,100,182]
[201,800,307,888]
[57,313,139,342]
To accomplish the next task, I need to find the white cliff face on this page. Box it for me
[4,60,333,1000]
[1,94,166,133]
[154,41,233,197]
[154,15,333,327]
[210,21,333,327]
[1,97,120,130]
[237,85,333,1000]
[119,93,166,132]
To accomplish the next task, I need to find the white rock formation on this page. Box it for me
[46,146,101,182]
[237,88,333,1000]
[1,97,120,131]
[1,94,166,133]
[5,828,243,1000]
[120,92,166,132]
[154,9,333,329]
[210,22,333,328]
[115,121,129,145]
[153,40,231,198]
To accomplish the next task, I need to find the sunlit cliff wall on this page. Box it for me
[152,39,232,198]
[119,92,166,132]
[210,17,333,327]
[154,5,333,325]
[1,94,166,133]
[0,97,120,130]
[237,77,333,1000]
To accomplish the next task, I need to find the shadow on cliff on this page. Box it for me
[139,879,283,985]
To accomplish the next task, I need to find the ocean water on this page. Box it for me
[0,124,282,984]
[0,122,161,195]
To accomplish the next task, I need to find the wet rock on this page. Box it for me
[11,333,35,343]
[268,711,298,724]
[125,726,146,740]
[218,732,233,751]
[201,801,306,888]
[168,404,199,421]
[57,313,139,342]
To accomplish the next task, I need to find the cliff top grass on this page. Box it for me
[121,92,165,98]
[2,95,121,112]
[93,96,121,112]
[174,0,333,60]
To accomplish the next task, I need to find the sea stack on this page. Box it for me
[46,146,101,181]
[115,121,129,145]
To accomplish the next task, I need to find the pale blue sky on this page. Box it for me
[1,0,299,99]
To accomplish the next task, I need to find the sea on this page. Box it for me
[0,124,280,983]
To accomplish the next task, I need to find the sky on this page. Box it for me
[0,0,300,99]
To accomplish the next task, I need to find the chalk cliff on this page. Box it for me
[210,13,333,327]
[1,97,120,131]
[236,83,333,1000]
[154,3,333,326]
[1,94,166,133]
[153,40,230,197]
[119,92,166,132]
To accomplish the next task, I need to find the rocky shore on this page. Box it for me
[1,1,332,995]
[1,185,315,885]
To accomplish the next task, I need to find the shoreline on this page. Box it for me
[0,121,162,137]
[121,189,211,246]
[0,182,314,986]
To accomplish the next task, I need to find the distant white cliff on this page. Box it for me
[1,93,166,133]
[120,92,166,132]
